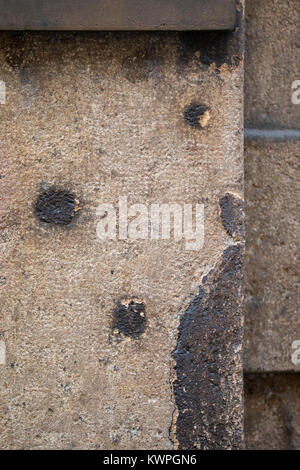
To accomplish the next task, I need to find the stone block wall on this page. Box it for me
[244,0,300,449]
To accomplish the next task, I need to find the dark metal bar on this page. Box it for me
[0,0,237,31]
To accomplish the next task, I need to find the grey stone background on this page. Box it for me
[244,0,300,449]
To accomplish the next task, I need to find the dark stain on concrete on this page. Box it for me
[35,189,79,225]
[173,244,244,449]
[2,32,26,68]
[19,66,30,85]
[122,38,162,84]
[177,2,243,70]
[183,104,208,129]
[219,192,244,240]
[113,299,146,339]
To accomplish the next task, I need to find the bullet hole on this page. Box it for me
[184,104,210,129]
[113,298,146,339]
[35,190,80,225]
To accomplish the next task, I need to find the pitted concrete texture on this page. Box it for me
[245,0,300,129]
[245,374,300,450]
[244,139,300,372]
[0,25,244,449]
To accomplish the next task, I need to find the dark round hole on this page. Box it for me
[35,190,78,225]
[114,299,146,339]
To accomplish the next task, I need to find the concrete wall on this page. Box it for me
[245,0,299,129]
[244,0,300,449]
[0,3,245,450]
[245,373,300,450]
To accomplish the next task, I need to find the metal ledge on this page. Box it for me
[0,0,237,31]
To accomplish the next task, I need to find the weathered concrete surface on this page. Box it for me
[244,139,300,372]
[0,17,244,450]
[245,373,300,450]
[245,0,300,129]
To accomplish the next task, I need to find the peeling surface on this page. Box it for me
[219,192,244,240]
[173,245,244,450]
